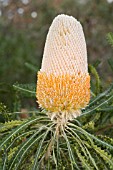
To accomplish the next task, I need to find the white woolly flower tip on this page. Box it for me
[41,14,88,75]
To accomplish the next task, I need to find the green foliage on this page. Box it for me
[0,103,9,123]
[107,32,113,48]
[108,58,113,72]
[13,83,36,97]
[25,62,38,73]
[0,120,23,133]
[89,64,101,95]
[0,115,113,169]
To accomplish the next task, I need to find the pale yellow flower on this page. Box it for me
[36,14,90,124]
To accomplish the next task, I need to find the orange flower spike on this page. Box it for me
[36,14,90,124]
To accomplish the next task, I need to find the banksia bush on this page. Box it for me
[36,14,90,125]
[0,15,113,170]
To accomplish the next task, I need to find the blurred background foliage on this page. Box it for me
[0,0,113,112]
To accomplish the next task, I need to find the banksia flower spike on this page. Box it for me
[36,14,90,126]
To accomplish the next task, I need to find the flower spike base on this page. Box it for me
[37,72,90,126]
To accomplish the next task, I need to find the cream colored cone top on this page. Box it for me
[41,14,88,75]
